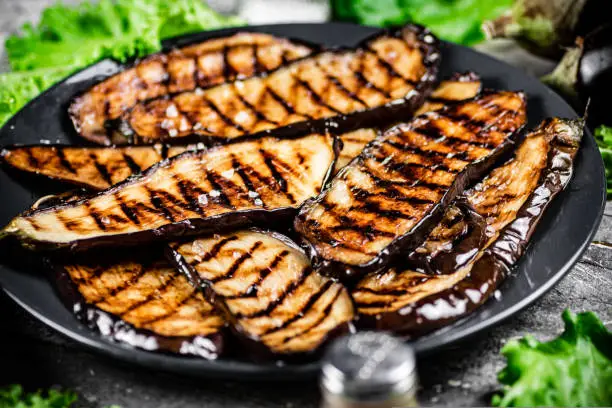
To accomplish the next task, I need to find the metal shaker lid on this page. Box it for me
[321,332,417,401]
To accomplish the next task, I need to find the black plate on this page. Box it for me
[0,23,606,380]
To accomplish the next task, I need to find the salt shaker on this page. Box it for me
[320,332,419,408]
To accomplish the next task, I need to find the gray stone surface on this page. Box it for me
[0,1,610,407]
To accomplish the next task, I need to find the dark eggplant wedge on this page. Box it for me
[1,144,191,190]
[69,33,316,145]
[168,229,355,358]
[333,72,482,174]
[1,134,337,250]
[53,254,226,358]
[111,24,440,145]
[353,117,584,336]
[294,91,527,280]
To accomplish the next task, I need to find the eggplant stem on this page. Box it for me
[482,13,520,40]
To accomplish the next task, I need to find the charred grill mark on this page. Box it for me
[122,153,142,174]
[211,241,263,283]
[370,150,459,175]
[365,47,417,86]
[205,171,233,207]
[85,202,108,231]
[415,122,497,150]
[252,44,264,73]
[203,96,247,133]
[354,57,392,99]
[354,282,424,298]
[89,263,147,304]
[90,154,113,185]
[331,224,397,239]
[118,271,179,316]
[260,279,334,336]
[222,45,236,79]
[231,155,257,193]
[233,85,279,125]
[315,60,369,107]
[147,188,176,222]
[176,178,207,214]
[137,288,200,325]
[23,149,39,168]
[118,199,141,225]
[294,75,344,115]
[57,148,77,174]
[191,235,240,265]
[280,286,344,344]
[384,140,468,164]
[259,149,289,193]
[351,186,436,206]
[222,249,290,299]
[235,265,313,319]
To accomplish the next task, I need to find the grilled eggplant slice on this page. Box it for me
[353,117,584,335]
[1,73,478,191]
[69,33,316,145]
[294,91,527,279]
[1,134,337,250]
[112,24,440,145]
[1,144,191,190]
[169,230,354,357]
[333,72,482,173]
[54,254,225,357]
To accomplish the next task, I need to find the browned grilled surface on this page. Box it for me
[0,145,191,190]
[353,119,563,326]
[122,25,436,144]
[333,73,482,174]
[69,33,314,145]
[294,91,527,274]
[415,72,482,116]
[63,258,225,338]
[170,230,354,355]
[2,134,336,249]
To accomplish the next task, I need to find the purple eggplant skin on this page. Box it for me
[356,118,584,337]
[294,91,527,282]
[50,256,226,359]
[112,24,441,146]
[1,134,340,252]
[405,199,487,276]
[166,229,356,362]
[578,23,612,127]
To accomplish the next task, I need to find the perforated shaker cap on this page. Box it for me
[320,332,417,402]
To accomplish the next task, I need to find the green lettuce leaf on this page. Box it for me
[331,0,512,45]
[0,0,243,127]
[0,385,77,408]
[493,310,612,407]
[595,126,612,198]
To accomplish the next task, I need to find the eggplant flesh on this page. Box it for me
[1,144,190,190]
[294,91,527,280]
[69,33,316,145]
[353,117,583,335]
[54,254,225,358]
[1,134,337,250]
[112,24,440,145]
[168,229,354,357]
[333,72,482,174]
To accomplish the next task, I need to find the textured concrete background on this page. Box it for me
[0,1,610,407]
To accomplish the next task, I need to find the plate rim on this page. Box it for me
[0,22,606,380]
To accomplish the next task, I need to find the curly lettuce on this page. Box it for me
[595,125,612,198]
[493,310,612,407]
